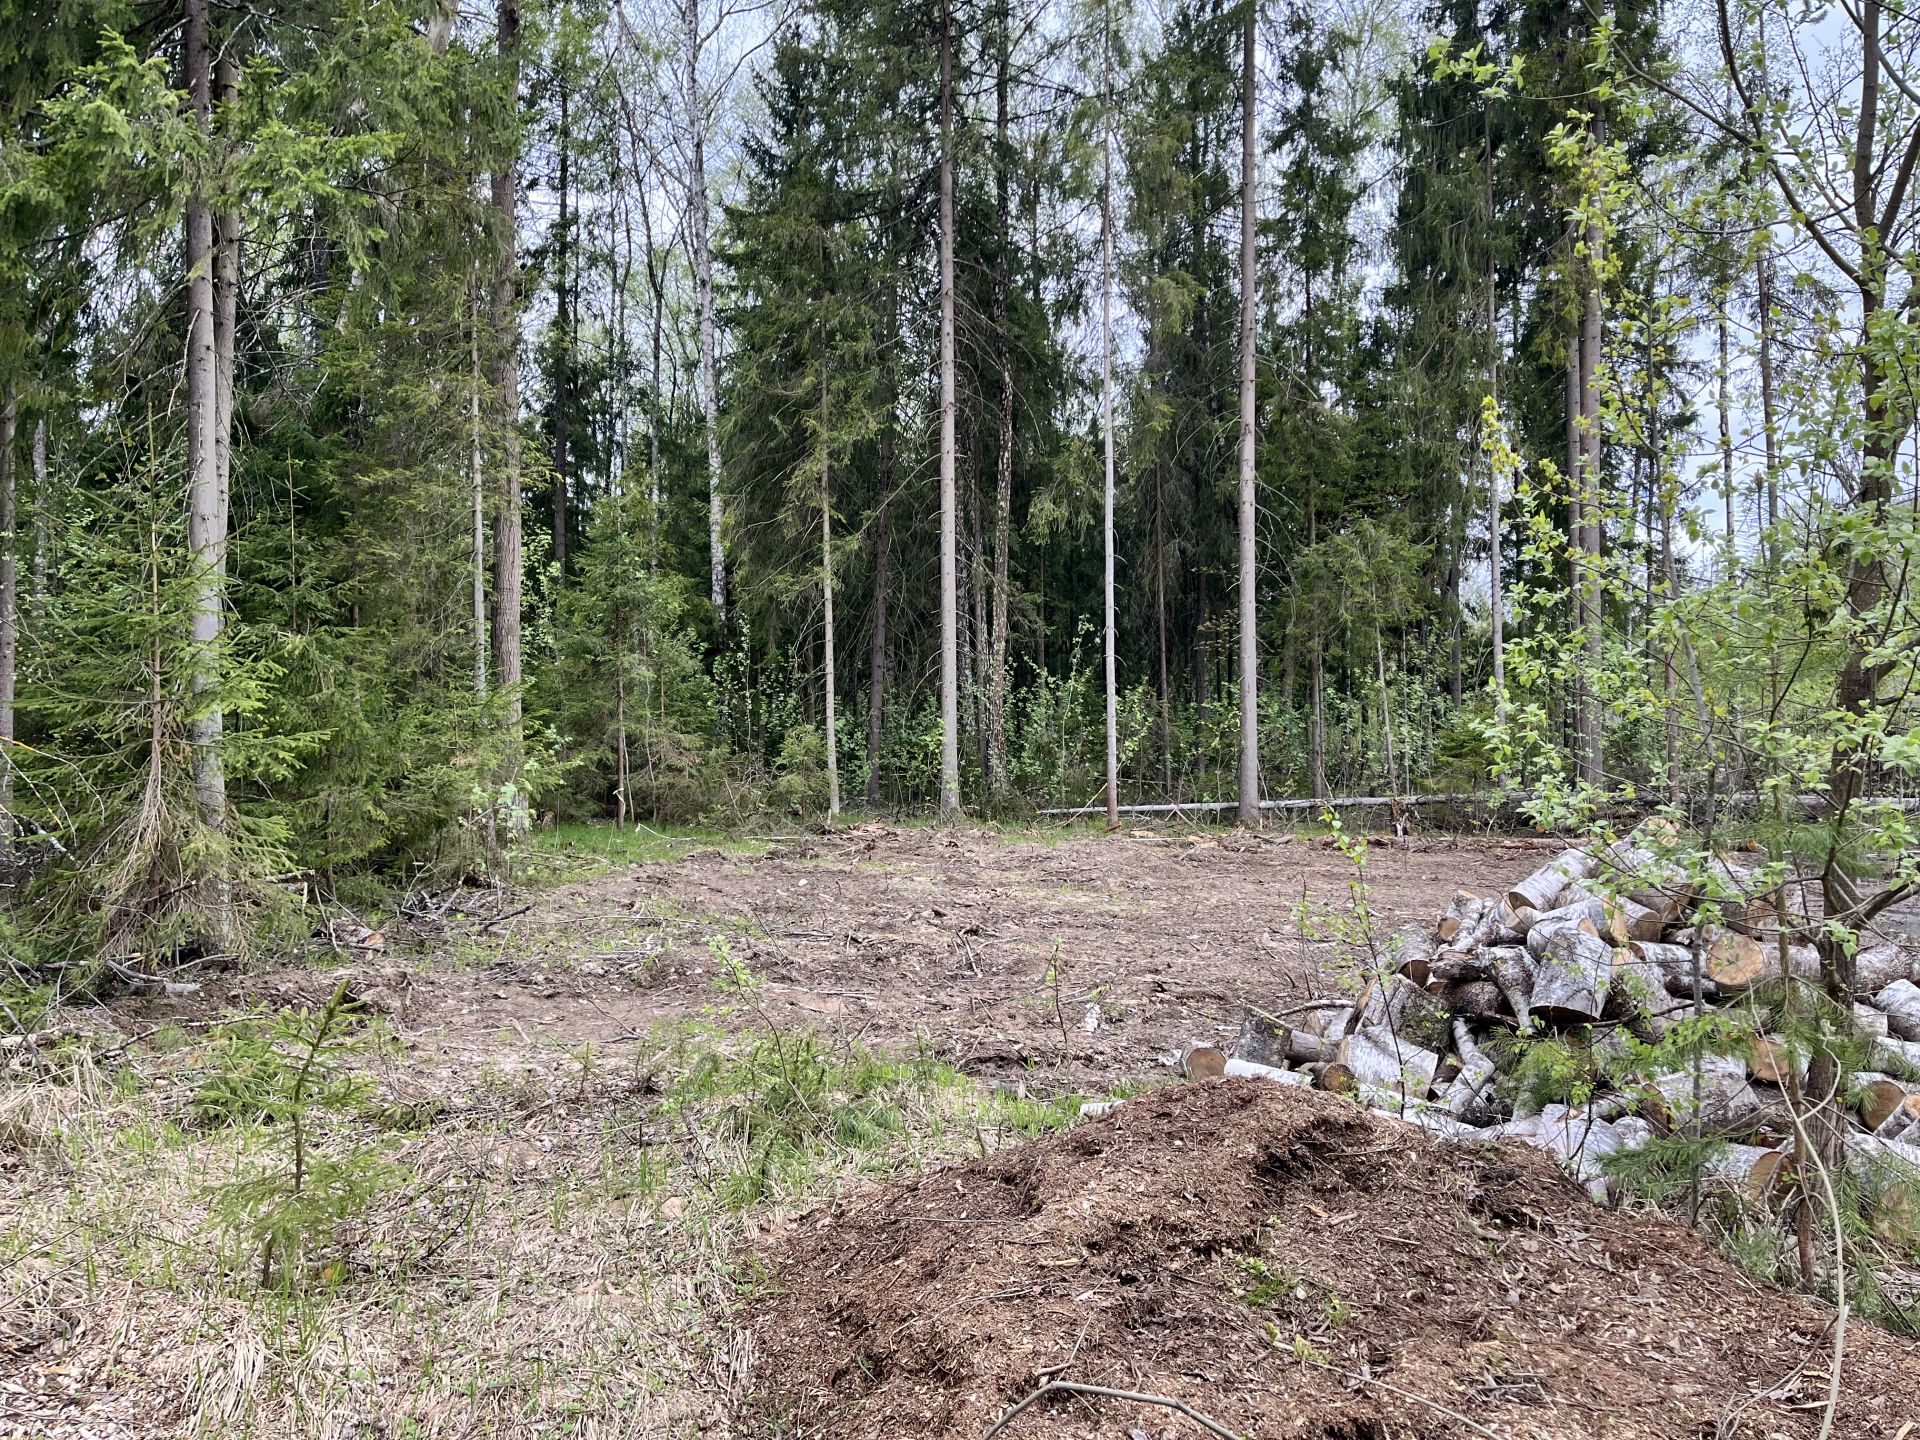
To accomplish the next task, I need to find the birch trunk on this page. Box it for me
[1234,2,1259,827]
[489,0,526,832]
[821,346,839,820]
[1101,1,1118,829]
[184,0,228,871]
[470,277,488,699]
[937,0,960,819]
[685,0,725,623]
[986,0,1013,800]
[0,390,15,888]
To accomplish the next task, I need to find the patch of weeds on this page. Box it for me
[708,934,760,994]
[658,1028,978,1209]
[1289,1333,1331,1366]
[1234,1255,1300,1307]
[980,1088,1082,1138]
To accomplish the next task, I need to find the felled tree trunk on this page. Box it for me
[1874,979,1920,1041]
[1528,925,1615,1024]
[1336,1025,1440,1101]
[1506,848,1599,913]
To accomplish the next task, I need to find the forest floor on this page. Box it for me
[3,824,1912,1438]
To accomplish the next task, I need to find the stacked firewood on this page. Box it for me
[1171,828,1920,1228]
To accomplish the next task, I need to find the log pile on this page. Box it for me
[1165,827,1920,1227]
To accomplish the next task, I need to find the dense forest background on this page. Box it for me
[3,0,1919,972]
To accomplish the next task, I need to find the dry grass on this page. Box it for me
[0,993,1081,1439]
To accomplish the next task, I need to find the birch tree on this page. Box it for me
[1235,0,1259,825]
[937,0,961,820]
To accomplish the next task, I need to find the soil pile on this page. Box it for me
[744,1080,1919,1439]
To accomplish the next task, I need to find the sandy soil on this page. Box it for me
[357,824,1551,1094]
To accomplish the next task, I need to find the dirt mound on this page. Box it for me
[744,1080,1918,1439]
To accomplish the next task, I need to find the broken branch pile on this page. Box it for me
[1169,827,1920,1229]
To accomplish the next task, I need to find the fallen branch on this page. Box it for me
[980,1380,1242,1440]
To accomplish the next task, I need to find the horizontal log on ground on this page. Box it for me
[1181,1044,1227,1080]
[1507,849,1599,914]
[1528,925,1615,1024]
[1846,1134,1920,1248]
[1876,978,1920,1041]
[1703,1142,1795,1203]
[1358,973,1453,1054]
[1223,1057,1313,1086]
[1646,1054,1766,1133]
[1337,1024,1440,1100]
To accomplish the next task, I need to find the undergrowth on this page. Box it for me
[0,997,1083,1437]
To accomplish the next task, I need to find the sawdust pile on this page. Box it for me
[744,1080,1919,1439]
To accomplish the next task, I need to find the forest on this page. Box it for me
[10,0,1916,969]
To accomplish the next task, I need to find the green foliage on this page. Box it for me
[200,982,402,1290]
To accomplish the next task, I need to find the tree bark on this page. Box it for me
[937,0,960,819]
[471,276,488,700]
[490,0,526,832]
[0,389,15,889]
[641,183,666,572]
[184,0,230,916]
[1235,1,1259,826]
[553,75,571,577]
[29,416,46,630]
[686,0,725,623]
[987,0,1014,801]
[1579,200,1604,785]
[866,329,895,809]
[1101,1,1118,828]
[820,339,839,820]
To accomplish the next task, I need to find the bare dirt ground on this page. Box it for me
[371,824,1543,1094]
[5,824,1908,1439]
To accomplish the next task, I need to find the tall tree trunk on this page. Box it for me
[686,0,726,624]
[1578,197,1604,786]
[1375,628,1398,796]
[1717,292,1734,558]
[1234,1,1259,826]
[820,350,839,821]
[641,184,665,573]
[987,0,1014,800]
[1101,0,1118,828]
[1154,466,1170,790]
[490,0,526,832]
[937,0,960,819]
[1310,635,1327,800]
[1487,246,1504,721]
[184,0,231,936]
[1446,531,1462,705]
[1565,315,1586,770]
[967,413,987,781]
[1757,248,1779,567]
[0,389,15,890]
[30,415,46,631]
[471,276,488,700]
[213,44,237,583]
[866,416,893,809]
[553,76,571,576]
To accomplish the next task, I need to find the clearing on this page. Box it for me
[2,825,1909,1438]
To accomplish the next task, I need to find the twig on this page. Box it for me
[980,1381,1241,1440]
[1339,1369,1508,1439]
